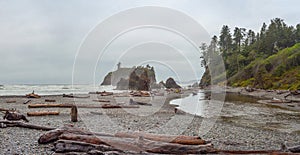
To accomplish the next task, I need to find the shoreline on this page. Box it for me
[223,86,300,111]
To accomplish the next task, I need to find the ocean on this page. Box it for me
[0,84,121,96]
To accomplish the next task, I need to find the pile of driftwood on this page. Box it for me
[130,91,151,97]
[38,125,216,154]
[26,92,41,98]
[0,118,300,154]
[36,125,300,154]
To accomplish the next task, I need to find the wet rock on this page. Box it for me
[165,78,181,89]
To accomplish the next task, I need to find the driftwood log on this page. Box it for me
[39,126,300,154]
[90,111,103,115]
[63,94,90,98]
[101,104,139,109]
[92,99,110,103]
[26,93,41,98]
[89,91,114,96]
[0,120,55,130]
[0,108,16,112]
[54,140,124,153]
[45,99,56,102]
[56,133,216,154]
[130,91,151,97]
[27,111,60,116]
[129,99,152,106]
[23,100,32,104]
[38,125,114,144]
[115,131,206,145]
[28,104,139,109]
[6,100,16,103]
[285,90,300,99]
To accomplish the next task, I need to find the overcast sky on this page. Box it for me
[0,0,300,84]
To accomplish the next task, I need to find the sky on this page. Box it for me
[0,0,300,84]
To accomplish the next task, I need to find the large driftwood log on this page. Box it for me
[58,133,216,154]
[115,131,207,145]
[27,111,60,116]
[0,120,55,130]
[38,125,114,144]
[28,104,139,109]
[54,140,123,153]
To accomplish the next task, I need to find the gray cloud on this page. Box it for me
[0,0,299,84]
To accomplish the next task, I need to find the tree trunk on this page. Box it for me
[27,111,60,116]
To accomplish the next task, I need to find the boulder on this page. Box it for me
[165,78,181,89]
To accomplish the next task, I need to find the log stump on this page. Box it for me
[71,106,78,122]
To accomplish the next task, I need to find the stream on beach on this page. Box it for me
[171,90,300,133]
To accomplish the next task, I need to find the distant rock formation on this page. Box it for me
[165,78,181,89]
[116,78,129,90]
[101,67,135,86]
[128,67,152,90]
[191,82,199,88]
[101,72,112,85]
[101,64,157,91]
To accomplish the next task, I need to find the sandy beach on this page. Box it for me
[0,88,300,154]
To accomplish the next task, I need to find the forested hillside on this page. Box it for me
[200,18,300,90]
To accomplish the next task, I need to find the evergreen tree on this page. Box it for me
[219,25,232,57]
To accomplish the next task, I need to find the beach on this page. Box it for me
[0,88,300,154]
